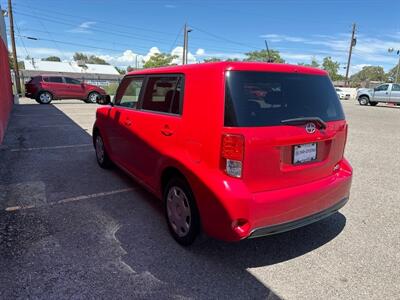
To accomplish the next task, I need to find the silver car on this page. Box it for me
[357,83,400,106]
[335,88,351,100]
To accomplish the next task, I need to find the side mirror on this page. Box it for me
[97,94,111,105]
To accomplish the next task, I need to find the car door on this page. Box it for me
[64,77,86,99]
[44,76,65,98]
[389,83,400,103]
[106,76,145,175]
[373,84,390,102]
[131,75,184,189]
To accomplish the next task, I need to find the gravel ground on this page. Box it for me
[0,98,399,299]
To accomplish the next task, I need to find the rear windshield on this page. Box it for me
[225,71,345,127]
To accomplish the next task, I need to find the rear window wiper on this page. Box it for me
[281,117,327,130]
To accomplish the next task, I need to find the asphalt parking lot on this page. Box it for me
[0,97,399,299]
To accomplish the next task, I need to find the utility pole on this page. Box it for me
[182,23,192,65]
[345,23,356,87]
[388,48,400,83]
[7,0,21,95]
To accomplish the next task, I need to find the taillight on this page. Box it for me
[221,134,244,178]
[342,123,348,158]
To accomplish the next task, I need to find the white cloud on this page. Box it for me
[260,32,399,73]
[170,46,196,65]
[196,48,205,56]
[261,34,306,43]
[68,21,97,34]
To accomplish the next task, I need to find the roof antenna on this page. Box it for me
[264,40,273,63]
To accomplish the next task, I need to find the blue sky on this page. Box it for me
[1,0,400,74]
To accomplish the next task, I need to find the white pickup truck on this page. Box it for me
[357,83,400,106]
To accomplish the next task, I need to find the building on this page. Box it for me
[23,59,120,75]
[21,59,122,87]
[0,4,13,144]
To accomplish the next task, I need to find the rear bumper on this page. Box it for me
[248,196,348,238]
[195,159,352,242]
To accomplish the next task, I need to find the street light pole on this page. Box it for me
[182,23,192,65]
[7,0,21,95]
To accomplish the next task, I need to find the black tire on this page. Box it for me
[36,91,53,104]
[358,96,369,106]
[164,177,200,246]
[370,101,378,106]
[87,92,100,104]
[94,132,113,169]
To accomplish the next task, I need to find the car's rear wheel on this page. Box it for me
[37,91,53,104]
[164,177,200,246]
[369,101,378,106]
[94,132,112,168]
[358,96,369,106]
[87,92,100,104]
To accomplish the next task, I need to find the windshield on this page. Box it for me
[224,71,345,127]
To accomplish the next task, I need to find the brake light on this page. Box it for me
[221,134,244,178]
[342,123,348,158]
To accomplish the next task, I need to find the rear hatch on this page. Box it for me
[25,76,41,95]
[224,70,347,193]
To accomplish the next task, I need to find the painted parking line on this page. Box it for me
[13,113,95,117]
[8,124,79,129]
[10,144,92,152]
[5,188,136,212]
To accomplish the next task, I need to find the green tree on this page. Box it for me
[73,52,109,65]
[225,58,240,62]
[322,57,343,81]
[203,57,222,63]
[298,57,320,68]
[203,57,240,63]
[115,67,126,75]
[42,56,61,62]
[8,52,25,70]
[387,63,399,82]
[143,53,177,68]
[350,66,388,83]
[244,49,284,63]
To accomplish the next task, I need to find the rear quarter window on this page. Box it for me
[225,71,345,127]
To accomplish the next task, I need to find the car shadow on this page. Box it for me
[0,102,346,299]
[113,186,346,299]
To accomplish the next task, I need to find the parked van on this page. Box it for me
[93,62,353,245]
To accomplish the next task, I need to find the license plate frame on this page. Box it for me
[293,143,317,165]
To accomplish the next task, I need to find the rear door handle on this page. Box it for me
[124,119,132,127]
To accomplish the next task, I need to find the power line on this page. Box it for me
[11,2,176,36]
[11,33,147,56]
[15,21,29,58]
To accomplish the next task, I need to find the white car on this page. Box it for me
[335,88,350,100]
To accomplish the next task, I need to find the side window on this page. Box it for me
[392,84,400,91]
[65,77,81,85]
[141,76,183,114]
[48,77,63,83]
[375,84,389,91]
[115,77,144,108]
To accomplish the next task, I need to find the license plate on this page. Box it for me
[293,143,317,164]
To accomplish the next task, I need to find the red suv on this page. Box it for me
[93,62,353,245]
[25,75,107,104]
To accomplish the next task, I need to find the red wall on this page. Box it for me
[0,38,13,144]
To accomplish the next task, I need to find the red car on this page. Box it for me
[93,62,353,246]
[25,75,107,104]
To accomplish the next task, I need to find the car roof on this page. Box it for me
[126,62,328,77]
